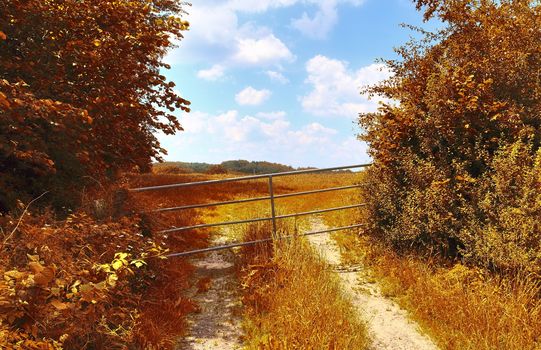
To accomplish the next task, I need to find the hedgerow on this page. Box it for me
[359,0,541,274]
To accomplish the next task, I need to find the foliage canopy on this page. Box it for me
[360,0,541,273]
[0,0,190,211]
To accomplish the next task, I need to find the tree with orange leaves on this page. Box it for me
[360,0,541,272]
[0,0,190,211]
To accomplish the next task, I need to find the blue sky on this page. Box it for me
[159,0,431,168]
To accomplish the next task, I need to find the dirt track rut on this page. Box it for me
[307,217,439,350]
[175,232,243,350]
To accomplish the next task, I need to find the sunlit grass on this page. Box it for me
[334,232,541,350]
[237,221,370,350]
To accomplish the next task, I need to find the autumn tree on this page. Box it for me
[359,0,541,272]
[0,0,190,211]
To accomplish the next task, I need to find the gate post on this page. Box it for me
[268,175,278,239]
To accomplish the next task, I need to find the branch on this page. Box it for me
[2,191,49,246]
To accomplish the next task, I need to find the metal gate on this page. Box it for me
[129,163,371,258]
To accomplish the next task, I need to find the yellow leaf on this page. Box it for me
[107,273,118,287]
[93,39,101,47]
[130,259,146,268]
[4,270,25,280]
[112,260,123,270]
[26,254,40,262]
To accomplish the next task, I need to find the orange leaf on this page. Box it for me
[0,92,10,109]
[50,299,69,310]
[34,267,55,286]
[28,262,44,274]
[0,31,6,41]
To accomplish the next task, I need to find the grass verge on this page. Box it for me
[238,222,369,350]
[334,233,541,350]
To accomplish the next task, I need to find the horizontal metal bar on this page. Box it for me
[275,184,363,199]
[129,163,371,192]
[158,216,273,234]
[276,203,366,220]
[166,237,274,257]
[166,223,366,258]
[158,203,366,234]
[151,184,364,213]
[151,195,271,213]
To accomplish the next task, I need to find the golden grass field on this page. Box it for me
[139,170,370,349]
[136,168,541,349]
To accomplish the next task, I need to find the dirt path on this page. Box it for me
[306,217,439,350]
[175,231,244,350]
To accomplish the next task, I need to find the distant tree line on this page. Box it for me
[154,160,297,175]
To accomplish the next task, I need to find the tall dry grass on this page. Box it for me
[375,239,540,350]
[258,171,541,350]
[334,222,541,350]
[125,171,279,347]
[216,172,369,348]
[238,221,369,350]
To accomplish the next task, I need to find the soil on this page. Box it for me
[176,217,439,350]
[175,232,244,350]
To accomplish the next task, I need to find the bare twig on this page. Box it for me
[2,191,49,246]
[82,175,105,191]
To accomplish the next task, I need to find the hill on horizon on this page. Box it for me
[153,160,310,175]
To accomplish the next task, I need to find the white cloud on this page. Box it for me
[235,86,272,106]
[256,111,287,120]
[291,0,365,39]
[159,108,368,167]
[197,64,225,81]
[301,55,392,118]
[266,70,289,84]
[292,1,338,40]
[233,34,294,65]
[166,3,294,67]
[173,109,336,146]
[304,122,338,135]
[166,0,366,65]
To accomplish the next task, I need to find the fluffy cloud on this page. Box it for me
[292,1,338,40]
[235,86,272,106]
[256,111,287,120]
[291,0,365,39]
[301,55,392,117]
[166,0,366,66]
[158,109,365,166]
[166,2,294,67]
[197,64,225,81]
[171,109,338,147]
[266,70,289,84]
[233,34,294,65]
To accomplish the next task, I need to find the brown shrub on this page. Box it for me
[0,172,223,349]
